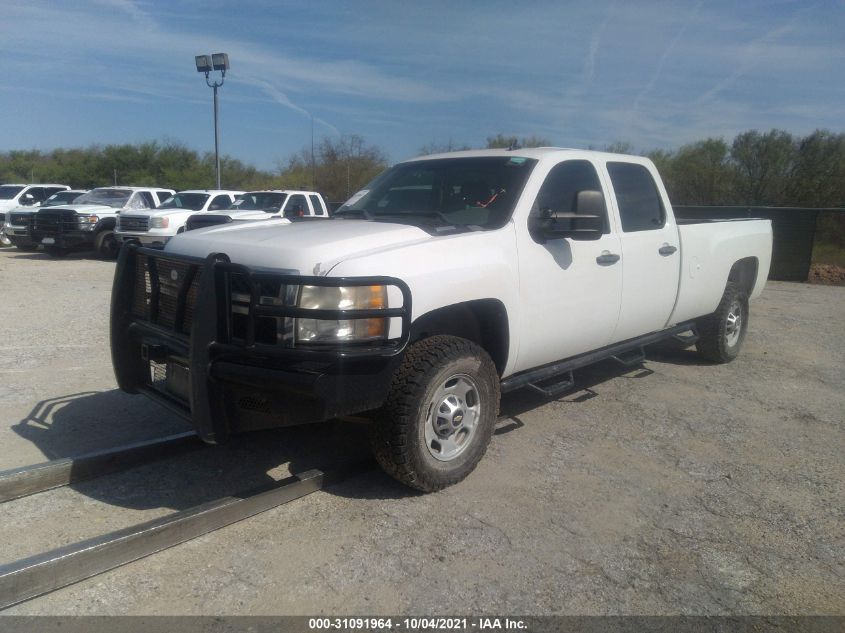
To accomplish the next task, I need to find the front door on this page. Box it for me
[514,159,623,372]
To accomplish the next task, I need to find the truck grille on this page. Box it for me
[35,210,77,235]
[132,253,201,335]
[9,212,34,228]
[119,215,149,232]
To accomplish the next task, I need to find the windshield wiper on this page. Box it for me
[334,208,374,220]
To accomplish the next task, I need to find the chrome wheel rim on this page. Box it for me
[725,299,743,347]
[424,373,481,462]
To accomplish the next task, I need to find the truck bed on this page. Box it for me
[669,218,773,325]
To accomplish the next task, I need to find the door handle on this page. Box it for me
[659,244,677,256]
[596,251,620,265]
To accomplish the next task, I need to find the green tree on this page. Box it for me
[417,139,471,155]
[730,129,796,205]
[278,135,389,202]
[787,130,845,208]
[485,134,551,149]
[669,139,733,205]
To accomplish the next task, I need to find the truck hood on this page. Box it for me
[0,200,23,211]
[165,219,431,274]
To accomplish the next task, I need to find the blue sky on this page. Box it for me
[2,0,844,170]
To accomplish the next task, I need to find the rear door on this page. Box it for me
[603,161,681,342]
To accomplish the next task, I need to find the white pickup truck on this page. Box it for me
[184,189,329,231]
[116,189,244,247]
[111,148,772,491]
[34,186,174,257]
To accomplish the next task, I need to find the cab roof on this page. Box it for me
[406,147,648,164]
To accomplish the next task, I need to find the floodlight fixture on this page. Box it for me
[195,55,213,73]
[211,53,229,72]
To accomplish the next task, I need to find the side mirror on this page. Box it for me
[20,193,36,206]
[529,190,605,242]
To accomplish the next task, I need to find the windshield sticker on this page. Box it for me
[507,157,527,165]
[343,189,369,206]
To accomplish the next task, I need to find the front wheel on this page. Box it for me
[96,230,120,260]
[370,335,500,492]
[695,282,749,363]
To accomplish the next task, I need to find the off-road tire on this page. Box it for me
[370,335,500,492]
[696,281,749,363]
[96,230,119,260]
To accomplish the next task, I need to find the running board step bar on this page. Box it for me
[526,371,575,399]
[0,432,201,504]
[0,460,373,610]
[611,347,646,367]
[501,322,696,395]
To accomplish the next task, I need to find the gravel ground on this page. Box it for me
[0,246,842,615]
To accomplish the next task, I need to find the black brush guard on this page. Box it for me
[111,244,412,443]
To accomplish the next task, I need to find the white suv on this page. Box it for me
[116,189,243,247]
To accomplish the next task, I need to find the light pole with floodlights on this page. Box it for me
[195,53,229,189]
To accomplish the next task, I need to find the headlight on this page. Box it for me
[78,215,99,229]
[295,285,388,343]
[150,217,169,229]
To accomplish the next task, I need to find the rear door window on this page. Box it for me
[607,162,665,232]
[308,194,325,215]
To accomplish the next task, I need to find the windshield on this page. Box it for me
[158,192,210,211]
[43,191,84,207]
[0,186,25,200]
[73,188,133,208]
[336,156,538,230]
[229,192,287,212]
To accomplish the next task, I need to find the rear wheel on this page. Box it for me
[696,282,749,363]
[370,335,500,492]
